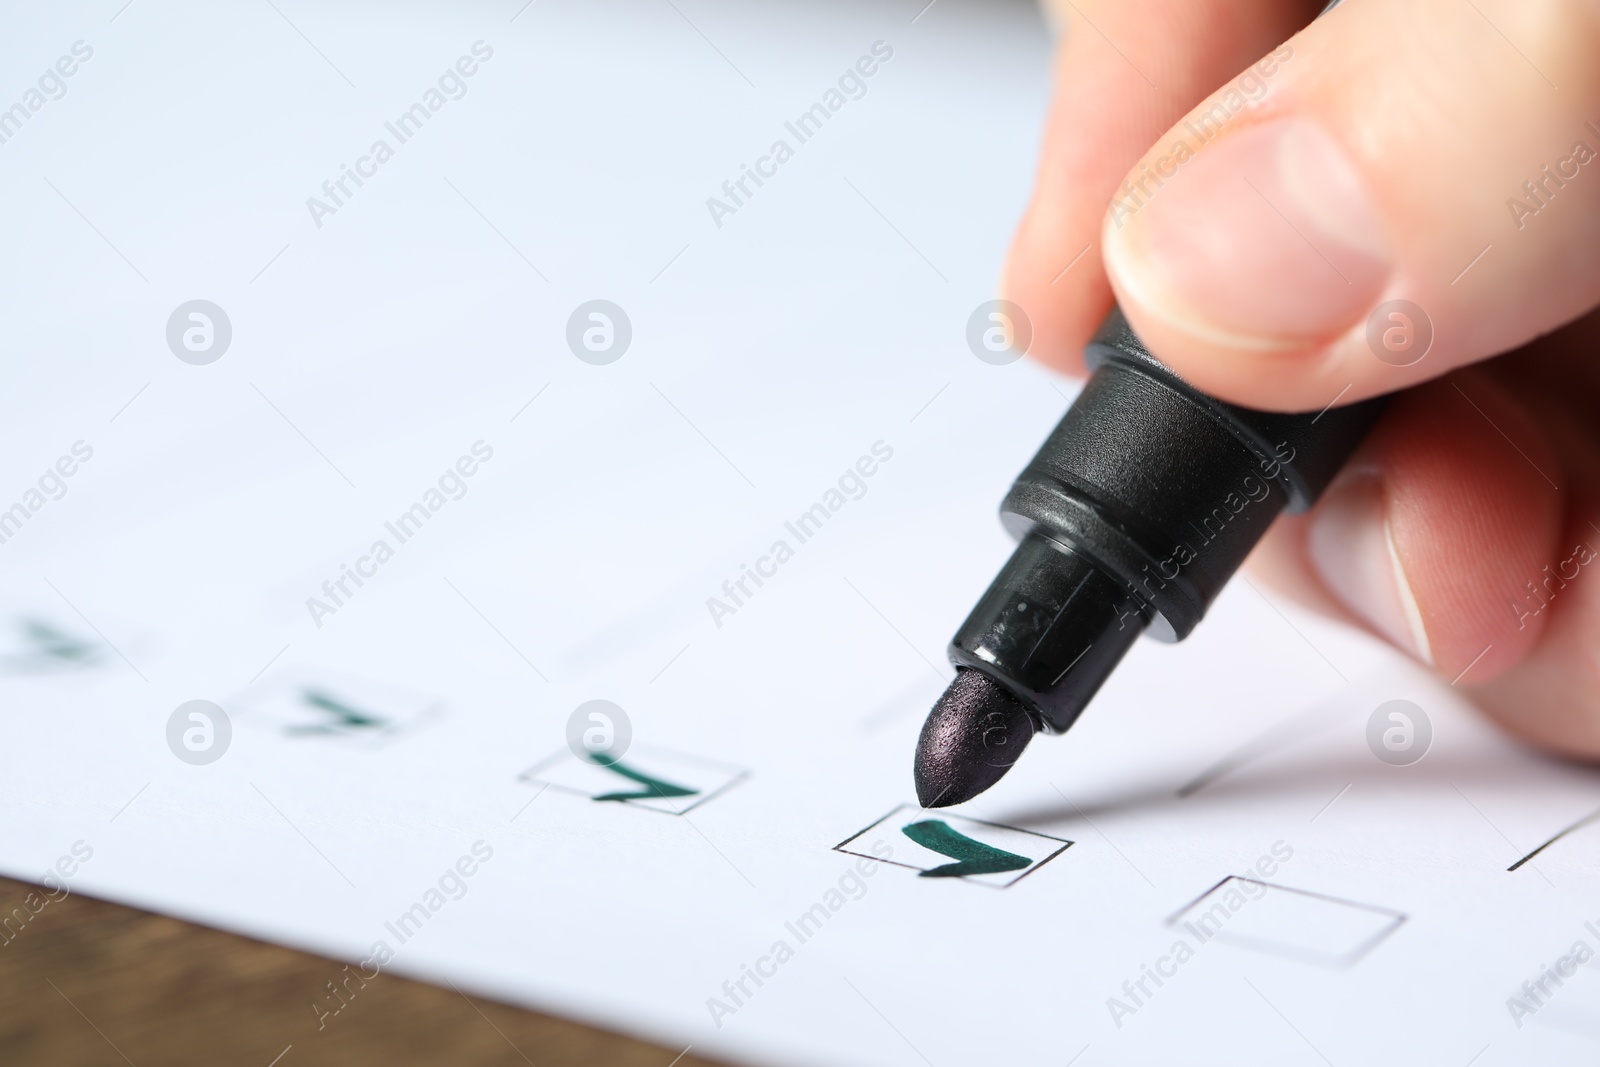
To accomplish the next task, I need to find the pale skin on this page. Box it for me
[1006,0,1600,753]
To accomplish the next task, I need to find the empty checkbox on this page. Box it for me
[1167,876,1405,966]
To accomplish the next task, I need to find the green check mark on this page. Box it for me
[587,754,699,803]
[21,618,97,663]
[902,819,1031,878]
[284,689,388,735]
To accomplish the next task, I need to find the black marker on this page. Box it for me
[913,307,1386,807]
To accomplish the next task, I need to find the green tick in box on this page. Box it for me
[835,803,1073,888]
[517,745,749,815]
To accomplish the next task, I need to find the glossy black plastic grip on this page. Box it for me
[948,308,1385,732]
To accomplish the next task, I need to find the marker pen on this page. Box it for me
[913,307,1386,807]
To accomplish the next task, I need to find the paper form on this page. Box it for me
[0,2,1595,1064]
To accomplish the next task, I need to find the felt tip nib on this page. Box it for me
[913,670,1038,808]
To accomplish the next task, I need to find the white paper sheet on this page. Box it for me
[2,3,1598,1064]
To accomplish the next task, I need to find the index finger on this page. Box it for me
[1004,0,1322,376]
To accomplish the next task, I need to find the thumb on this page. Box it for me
[1101,0,1600,412]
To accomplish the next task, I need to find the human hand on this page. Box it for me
[1004,0,1600,753]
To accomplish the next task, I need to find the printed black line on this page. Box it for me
[1509,803,1600,872]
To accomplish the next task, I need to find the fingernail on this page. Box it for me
[1105,117,1390,350]
[1307,474,1433,665]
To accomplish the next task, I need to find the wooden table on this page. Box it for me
[0,875,729,1066]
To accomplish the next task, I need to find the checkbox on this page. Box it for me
[0,613,105,673]
[232,667,446,748]
[1167,876,1406,967]
[518,745,749,815]
[834,803,1073,888]
[0,601,141,676]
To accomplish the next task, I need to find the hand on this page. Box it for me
[1005,0,1600,754]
